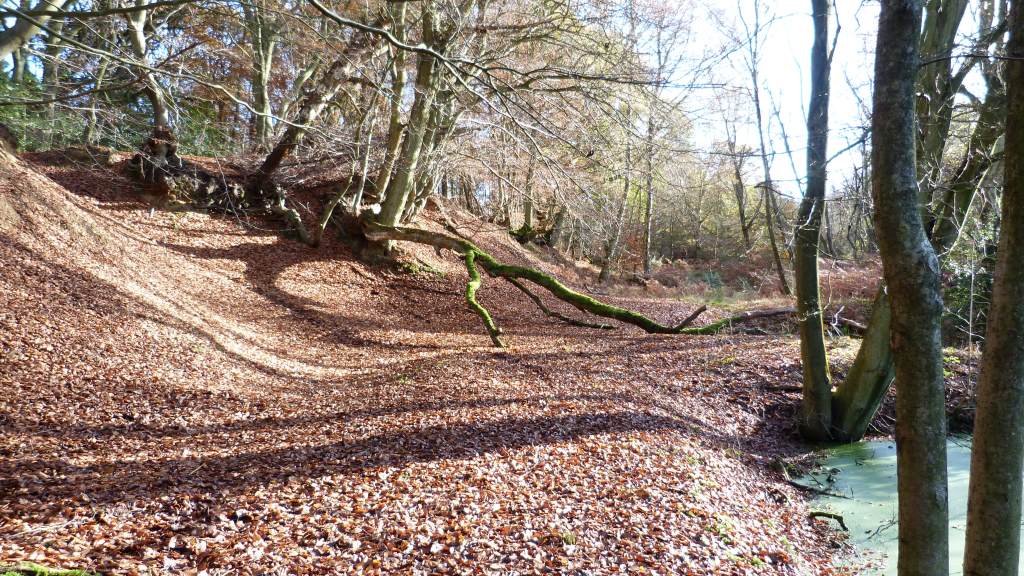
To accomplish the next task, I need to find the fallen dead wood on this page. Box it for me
[834,316,867,335]
[506,278,615,331]
[363,221,795,347]
[809,511,849,531]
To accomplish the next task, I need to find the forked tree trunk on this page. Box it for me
[963,3,1024,572]
[872,3,949,574]
[832,0,1003,442]
[376,3,439,230]
[796,0,833,441]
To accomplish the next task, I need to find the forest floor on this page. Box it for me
[0,152,962,575]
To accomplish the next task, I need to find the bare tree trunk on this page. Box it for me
[763,184,791,294]
[377,2,438,229]
[963,2,1024,572]
[599,141,631,284]
[127,1,170,129]
[243,0,278,147]
[872,3,949,574]
[372,2,407,197]
[749,18,791,294]
[796,0,833,441]
[0,0,71,60]
[733,170,751,249]
[643,111,655,277]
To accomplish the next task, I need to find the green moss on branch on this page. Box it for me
[363,222,792,345]
[1,563,95,576]
[464,250,504,347]
[506,277,614,330]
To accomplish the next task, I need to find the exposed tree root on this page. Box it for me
[266,183,314,245]
[363,221,794,346]
[125,129,322,245]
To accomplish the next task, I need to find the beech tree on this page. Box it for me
[796,0,832,441]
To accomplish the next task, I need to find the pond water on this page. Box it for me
[799,437,1024,575]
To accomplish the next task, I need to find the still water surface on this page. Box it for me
[800,438,1023,575]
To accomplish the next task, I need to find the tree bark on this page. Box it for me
[0,0,71,61]
[796,0,833,441]
[599,140,631,284]
[372,2,408,197]
[963,2,1024,572]
[376,2,438,229]
[643,110,655,277]
[872,3,949,574]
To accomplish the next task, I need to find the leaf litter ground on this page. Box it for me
[1,154,844,574]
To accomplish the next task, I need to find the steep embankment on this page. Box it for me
[0,154,838,574]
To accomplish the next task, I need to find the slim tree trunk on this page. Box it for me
[599,140,631,284]
[963,2,1024,572]
[797,0,833,441]
[0,0,71,60]
[372,2,408,197]
[749,26,792,295]
[872,3,949,575]
[243,0,277,147]
[127,2,170,129]
[643,111,655,277]
[763,184,791,294]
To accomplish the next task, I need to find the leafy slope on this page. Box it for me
[0,155,841,574]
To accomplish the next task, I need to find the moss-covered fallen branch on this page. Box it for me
[465,250,504,347]
[364,222,793,346]
[505,277,615,330]
[1,563,94,576]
